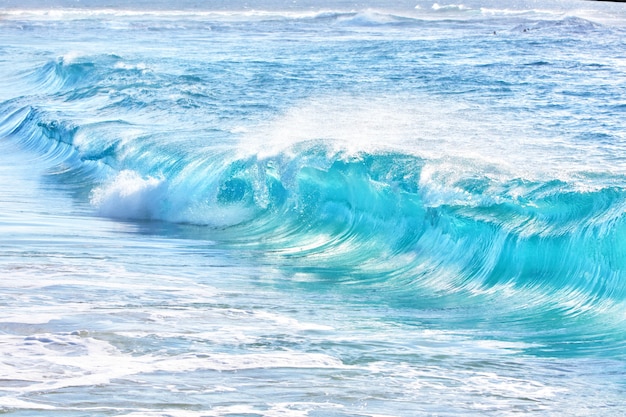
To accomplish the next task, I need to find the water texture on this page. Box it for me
[1,1,626,415]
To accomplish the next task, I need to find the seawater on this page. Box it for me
[1,0,626,415]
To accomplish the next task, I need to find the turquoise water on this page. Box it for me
[1,1,626,415]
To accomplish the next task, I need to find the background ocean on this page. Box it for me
[1,0,626,415]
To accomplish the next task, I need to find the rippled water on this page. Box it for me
[1,1,626,415]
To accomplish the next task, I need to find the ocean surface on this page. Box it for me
[1,0,626,415]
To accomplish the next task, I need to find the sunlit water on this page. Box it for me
[1,1,626,415]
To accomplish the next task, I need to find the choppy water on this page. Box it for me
[1,1,626,415]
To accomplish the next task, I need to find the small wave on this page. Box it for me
[22,54,122,95]
[0,104,115,182]
[0,106,79,161]
[514,16,603,34]
[330,10,424,27]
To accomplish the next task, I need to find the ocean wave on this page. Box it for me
[4,101,626,322]
[0,106,79,160]
[20,54,146,96]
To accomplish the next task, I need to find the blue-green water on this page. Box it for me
[1,1,626,415]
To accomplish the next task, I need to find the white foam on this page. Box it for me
[431,3,471,12]
[0,333,129,393]
[117,411,214,417]
[241,93,626,192]
[90,170,166,220]
[0,397,56,410]
[116,306,333,345]
[113,61,149,72]
[153,351,345,373]
[116,404,320,417]
[0,327,345,396]
[237,95,422,160]
[252,310,334,331]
